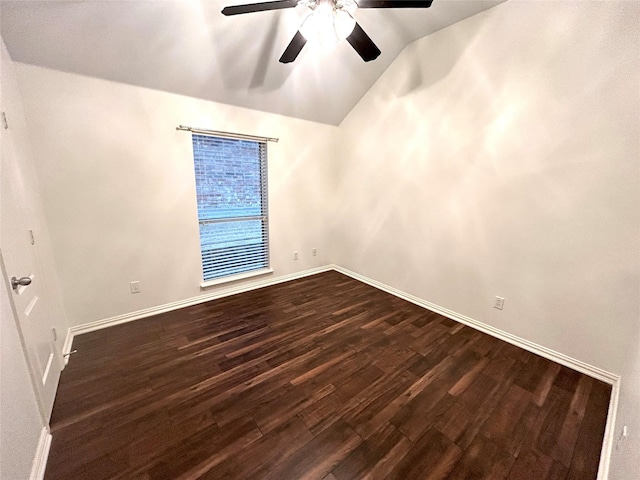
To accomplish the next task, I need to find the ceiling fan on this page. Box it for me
[221,0,434,63]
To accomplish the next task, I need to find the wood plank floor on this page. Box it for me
[45,271,611,480]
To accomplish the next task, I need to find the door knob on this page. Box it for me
[11,276,32,291]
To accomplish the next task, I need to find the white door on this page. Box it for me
[1,113,63,420]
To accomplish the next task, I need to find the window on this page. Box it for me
[191,134,269,283]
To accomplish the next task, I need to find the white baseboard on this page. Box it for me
[64,266,333,349]
[331,265,620,480]
[30,427,51,480]
[62,326,74,366]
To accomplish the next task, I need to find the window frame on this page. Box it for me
[191,133,272,288]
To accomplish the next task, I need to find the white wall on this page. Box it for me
[336,1,639,477]
[15,65,339,328]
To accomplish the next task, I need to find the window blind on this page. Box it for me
[191,134,269,281]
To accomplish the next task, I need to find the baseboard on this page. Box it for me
[65,265,333,347]
[30,427,51,480]
[331,265,620,480]
[62,326,74,366]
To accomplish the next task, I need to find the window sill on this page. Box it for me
[200,268,274,289]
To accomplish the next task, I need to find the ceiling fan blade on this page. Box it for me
[346,22,381,62]
[356,0,433,8]
[222,0,298,16]
[279,31,307,63]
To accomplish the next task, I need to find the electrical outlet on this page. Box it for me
[494,296,505,310]
[293,251,299,260]
[130,281,141,294]
[312,248,317,256]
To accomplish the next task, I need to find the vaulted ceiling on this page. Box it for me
[1,0,504,125]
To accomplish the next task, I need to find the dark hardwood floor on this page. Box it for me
[45,271,611,479]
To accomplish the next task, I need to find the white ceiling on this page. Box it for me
[1,0,504,125]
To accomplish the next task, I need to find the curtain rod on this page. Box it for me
[176,125,278,143]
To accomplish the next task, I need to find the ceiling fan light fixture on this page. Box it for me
[333,8,357,38]
[299,2,355,45]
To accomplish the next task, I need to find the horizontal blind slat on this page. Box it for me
[202,254,268,269]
